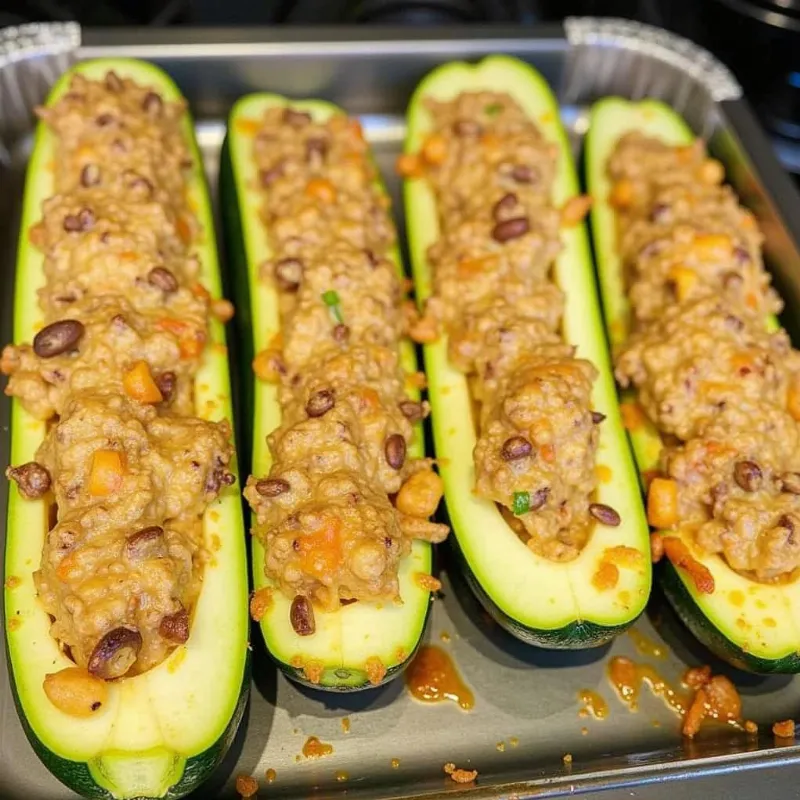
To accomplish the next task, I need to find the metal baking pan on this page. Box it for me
[3,17,800,800]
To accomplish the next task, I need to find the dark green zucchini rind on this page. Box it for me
[4,58,249,799]
[587,96,800,674]
[223,95,433,691]
[403,56,652,650]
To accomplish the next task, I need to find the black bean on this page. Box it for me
[63,209,94,233]
[259,161,284,187]
[273,258,303,292]
[159,608,190,643]
[399,400,429,422]
[221,472,236,486]
[111,314,128,330]
[639,239,664,259]
[332,324,350,343]
[510,164,537,184]
[6,462,51,499]
[125,526,166,560]
[290,595,316,636]
[725,314,744,332]
[591,411,606,424]
[364,249,379,268]
[650,203,670,223]
[453,119,482,136]
[733,245,750,265]
[256,477,290,497]
[80,163,101,187]
[147,266,179,293]
[126,172,154,198]
[501,436,532,461]
[781,472,800,495]
[88,627,142,679]
[283,108,312,127]
[733,460,762,493]
[721,271,743,291]
[104,71,123,92]
[529,487,549,511]
[778,515,796,545]
[33,319,85,358]
[306,389,335,418]
[142,91,163,116]
[111,138,127,153]
[155,371,176,403]
[306,137,328,162]
[492,192,518,220]
[492,217,529,243]
[384,433,406,470]
[95,113,115,127]
[589,503,621,527]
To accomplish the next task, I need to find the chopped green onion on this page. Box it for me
[321,290,344,324]
[484,102,503,117]
[512,491,530,516]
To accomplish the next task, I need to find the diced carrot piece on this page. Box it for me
[647,478,679,529]
[421,133,447,166]
[123,361,163,404]
[539,443,555,463]
[88,450,124,497]
[668,266,697,301]
[663,536,715,594]
[396,153,422,178]
[692,233,732,260]
[788,382,800,421]
[620,402,645,431]
[191,282,211,301]
[298,515,343,580]
[305,178,337,203]
[359,388,381,410]
[252,349,283,383]
[480,133,501,150]
[561,195,592,227]
[609,179,634,209]
[650,532,664,563]
[176,215,192,246]
[698,159,725,185]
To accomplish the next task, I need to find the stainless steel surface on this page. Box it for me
[3,21,800,800]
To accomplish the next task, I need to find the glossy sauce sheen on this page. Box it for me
[405,645,475,710]
[626,628,666,659]
[578,689,609,719]
[607,656,688,715]
[302,736,334,759]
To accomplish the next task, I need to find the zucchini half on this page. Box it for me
[403,56,651,648]
[222,95,432,690]
[4,59,249,799]
[586,97,800,673]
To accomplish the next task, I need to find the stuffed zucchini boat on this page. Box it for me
[222,95,445,690]
[3,59,248,798]
[401,56,651,648]
[587,97,800,673]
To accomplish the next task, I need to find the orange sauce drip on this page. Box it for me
[335,771,349,782]
[578,689,609,719]
[627,628,666,660]
[607,656,689,715]
[405,645,475,710]
[391,758,401,769]
[265,768,276,783]
[302,736,334,759]
[341,717,351,734]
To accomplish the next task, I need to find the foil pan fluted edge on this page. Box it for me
[565,16,741,103]
[0,22,81,151]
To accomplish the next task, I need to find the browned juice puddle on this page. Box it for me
[302,736,334,759]
[578,689,609,719]
[405,645,475,710]
[607,656,689,716]
[627,628,666,659]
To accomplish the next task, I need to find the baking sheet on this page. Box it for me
[2,19,800,800]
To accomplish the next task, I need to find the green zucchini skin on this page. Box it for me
[5,58,249,799]
[587,96,800,674]
[403,57,651,650]
[221,95,433,691]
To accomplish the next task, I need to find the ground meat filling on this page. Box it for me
[611,132,800,580]
[401,91,601,561]
[2,72,234,679]
[243,106,447,616]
